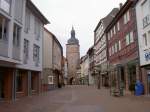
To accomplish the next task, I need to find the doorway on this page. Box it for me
[148,74,150,95]
[0,72,4,100]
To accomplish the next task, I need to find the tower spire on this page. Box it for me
[71,26,75,38]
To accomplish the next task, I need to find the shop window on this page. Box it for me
[31,75,35,90]
[128,65,136,85]
[16,73,23,92]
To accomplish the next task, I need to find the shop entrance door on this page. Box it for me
[148,74,150,94]
[0,72,4,100]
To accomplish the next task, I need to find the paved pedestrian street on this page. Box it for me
[0,86,150,112]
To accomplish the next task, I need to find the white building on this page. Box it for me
[136,0,150,95]
[0,0,49,101]
[80,55,89,85]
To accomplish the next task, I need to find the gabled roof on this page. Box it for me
[105,0,138,33]
[27,0,49,24]
[44,28,63,56]
[94,8,119,32]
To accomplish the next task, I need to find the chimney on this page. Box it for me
[119,3,123,9]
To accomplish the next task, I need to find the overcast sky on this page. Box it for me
[32,0,126,57]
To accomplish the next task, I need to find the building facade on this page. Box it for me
[87,46,95,85]
[106,0,139,94]
[0,0,49,101]
[80,55,89,85]
[136,0,150,95]
[43,28,63,91]
[63,57,68,85]
[66,27,80,84]
[94,8,119,88]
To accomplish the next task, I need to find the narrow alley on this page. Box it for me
[0,86,150,112]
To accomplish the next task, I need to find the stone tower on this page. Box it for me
[66,27,80,84]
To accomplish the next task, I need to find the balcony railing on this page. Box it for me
[0,39,8,57]
[0,0,11,14]
[12,45,20,61]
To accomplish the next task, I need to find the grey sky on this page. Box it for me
[32,0,126,57]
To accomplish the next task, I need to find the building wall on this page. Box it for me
[108,3,138,65]
[0,0,48,100]
[136,0,150,95]
[53,39,62,71]
[43,30,53,69]
[136,0,150,66]
[66,44,80,80]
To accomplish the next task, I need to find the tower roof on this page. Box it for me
[67,27,79,45]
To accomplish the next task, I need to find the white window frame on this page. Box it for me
[13,24,21,47]
[143,33,148,47]
[0,16,8,41]
[124,10,130,24]
[118,40,121,51]
[24,39,29,59]
[24,8,30,33]
[33,44,40,63]
[126,33,130,45]
[113,26,116,35]
[117,22,120,31]
[48,76,54,84]
[130,31,134,43]
[111,29,113,37]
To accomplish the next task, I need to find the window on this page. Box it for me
[126,34,130,45]
[24,39,29,63]
[48,76,54,84]
[0,16,8,41]
[16,72,23,92]
[118,40,121,51]
[143,33,148,47]
[0,0,11,14]
[142,0,150,28]
[14,0,23,23]
[109,48,111,56]
[110,29,113,37]
[24,9,30,33]
[113,26,116,35]
[112,45,114,54]
[117,22,120,31]
[33,44,40,63]
[34,18,41,40]
[126,31,134,45]
[124,10,130,24]
[115,43,118,53]
[13,24,21,47]
[130,31,134,43]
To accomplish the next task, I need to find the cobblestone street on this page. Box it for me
[0,85,150,112]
